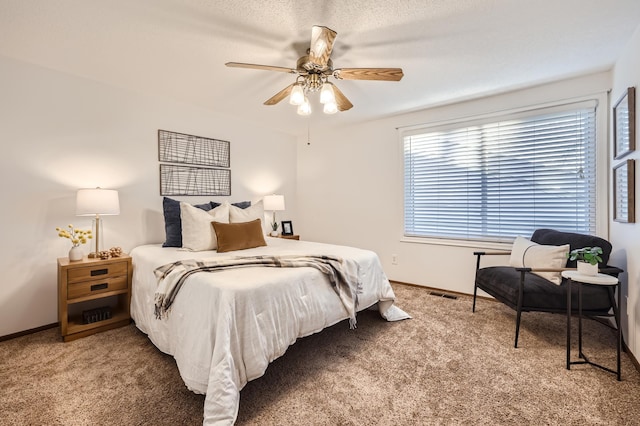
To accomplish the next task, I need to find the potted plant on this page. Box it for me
[270,221,279,237]
[56,224,92,261]
[568,246,603,276]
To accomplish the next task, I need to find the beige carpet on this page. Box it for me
[2,283,639,425]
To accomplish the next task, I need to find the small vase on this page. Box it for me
[68,245,83,262]
[577,261,598,276]
[270,231,279,237]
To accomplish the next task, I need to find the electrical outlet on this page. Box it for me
[618,296,629,316]
[391,254,398,265]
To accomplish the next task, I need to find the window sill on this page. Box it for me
[400,236,512,251]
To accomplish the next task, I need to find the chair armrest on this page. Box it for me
[474,250,511,270]
[515,266,623,280]
[473,251,511,256]
[516,267,573,273]
[517,266,624,275]
[599,265,624,276]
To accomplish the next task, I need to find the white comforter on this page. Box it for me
[130,238,408,425]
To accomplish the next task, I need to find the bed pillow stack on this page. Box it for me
[162,197,266,252]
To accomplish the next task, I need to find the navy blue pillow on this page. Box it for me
[162,197,218,247]
[231,201,251,209]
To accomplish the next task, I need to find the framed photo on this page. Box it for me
[281,220,293,236]
[613,159,635,223]
[613,87,636,160]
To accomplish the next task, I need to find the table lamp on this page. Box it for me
[76,188,120,258]
[263,195,285,235]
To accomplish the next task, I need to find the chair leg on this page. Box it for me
[472,282,478,313]
[515,308,522,348]
[514,269,525,348]
[472,254,482,313]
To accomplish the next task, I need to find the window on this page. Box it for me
[403,103,597,243]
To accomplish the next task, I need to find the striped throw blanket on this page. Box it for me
[153,255,362,328]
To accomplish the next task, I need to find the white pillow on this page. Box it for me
[509,236,570,285]
[228,199,265,231]
[180,202,229,251]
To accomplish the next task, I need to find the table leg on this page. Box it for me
[562,272,620,380]
[578,280,583,359]
[567,278,571,370]
[617,282,622,381]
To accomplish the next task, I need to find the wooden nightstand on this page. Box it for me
[57,254,132,342]
[277,234,300,240]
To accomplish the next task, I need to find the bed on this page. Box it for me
[130,237,409,425]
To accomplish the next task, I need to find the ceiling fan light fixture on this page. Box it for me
[319,82,336,105]
[297,97,312,116]
[289,83,305,105]
[323,101,338,114]
[226,25,401,116]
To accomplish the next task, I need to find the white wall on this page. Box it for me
[0,55,297,337]
[297,71,611,296]
[611,23,640,358]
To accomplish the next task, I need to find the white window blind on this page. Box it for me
[403,104,597,242]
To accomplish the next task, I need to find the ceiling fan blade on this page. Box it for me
[333,68,404,81]
[307,26,337,70]
[226,62,297,74]
[263,83,295,105]
[332,85,353,111]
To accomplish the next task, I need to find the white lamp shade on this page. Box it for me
[320,82,336,105]
[323,101,338,114]
[76,188,120,216]
[289,84,305,106]
[263,194,285,211]
[297,97,312,116]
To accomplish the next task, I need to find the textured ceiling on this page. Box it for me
[1,0,639,135]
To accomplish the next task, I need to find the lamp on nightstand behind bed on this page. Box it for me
[76,187,120,258]
[263,194,285,236]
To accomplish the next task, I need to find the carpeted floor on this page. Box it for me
[1,283,639,425]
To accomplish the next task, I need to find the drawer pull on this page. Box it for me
[91,283,108,291]
[91,268,108,276]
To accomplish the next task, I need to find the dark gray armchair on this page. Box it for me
[472,229,622,347]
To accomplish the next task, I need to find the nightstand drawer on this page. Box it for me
[67,276,128,300]
[67,261,128,283]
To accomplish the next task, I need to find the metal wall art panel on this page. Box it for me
[613,159,636,223]
[613,87,636,160]
[160,164,231,196]
[158,129,230,168]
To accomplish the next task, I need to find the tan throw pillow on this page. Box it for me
[509,236,569,285]
[180,202,229,251]
[212,219,267,253]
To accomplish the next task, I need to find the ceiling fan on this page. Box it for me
[225,25,404,115]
